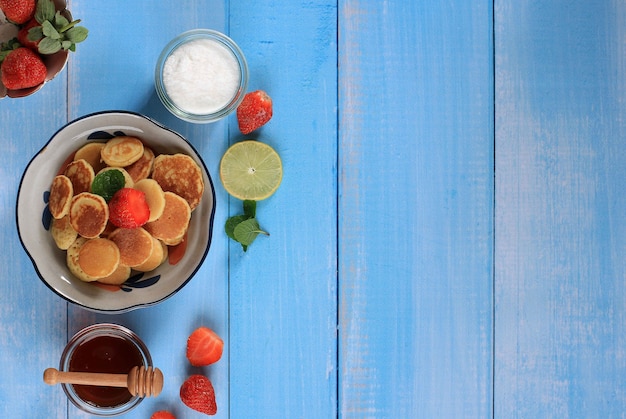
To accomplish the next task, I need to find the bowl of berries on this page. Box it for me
[16,111,216,313]
[0,0,88,98]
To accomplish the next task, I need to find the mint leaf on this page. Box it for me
[225,215,249,241]
[224,200,268,251]
[35,0,56,24]
[243,200,256,218]
[91,169,125,202]
[233,218,269,249]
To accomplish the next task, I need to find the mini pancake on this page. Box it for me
[66,237,97,282]
[51,215,77,250]
[64,159,94,194]
[152,153,204,211]
[48,175,73,219]
[125,146,154,182]
[144,192,191,243]
[69,192,109,239]
[97,166,134,188]
[134,236,166,272]
[74,142,107,173]
[133,178,165,222]
[78,238,120,279]
[97,264,132,285]
[108,227,154,267]
[101,136,144,167]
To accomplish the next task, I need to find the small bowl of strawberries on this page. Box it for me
[0,0,87,98]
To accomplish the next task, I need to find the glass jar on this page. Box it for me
[155,29,249,123]
[59,323,152,416]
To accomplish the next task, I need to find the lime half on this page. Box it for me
[219,140,283,200]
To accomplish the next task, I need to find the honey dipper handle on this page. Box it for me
[43,368,129,388]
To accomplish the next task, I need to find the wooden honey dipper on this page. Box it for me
[43,366,164,397]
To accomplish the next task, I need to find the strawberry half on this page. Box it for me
[108,188,150,229]
[186,326,224,367]
[150,411,176,419]
[236,90,273,134]
[0,0,35,24]
[1,47,46,90]
[180,375,217,416]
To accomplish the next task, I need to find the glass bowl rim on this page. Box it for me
[154,28,249,123]
[59,323,152,416]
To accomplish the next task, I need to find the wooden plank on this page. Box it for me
[495,1,626,417]
[338,1,494,417]
[227,1,338,418]
[0,74,69,416]
[65,1,231,418]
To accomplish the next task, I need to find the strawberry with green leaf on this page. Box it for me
[19,0,88,55]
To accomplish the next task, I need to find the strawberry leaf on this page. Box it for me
[66,26,88,43]
[54,11,69,28]
[38,37,61,54]
[35,0,56,24]
[0,38,20,63]
[42,20,60,39]
[27,26,44,42]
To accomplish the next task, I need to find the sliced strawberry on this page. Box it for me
[150,411,176,419]
[108,188,150,229]
[236,90,273,134]
[186,326,224,367]
[180,374,217,416]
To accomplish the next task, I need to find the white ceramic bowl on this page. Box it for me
[16,111,216,313]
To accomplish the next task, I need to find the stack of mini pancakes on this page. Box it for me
[47,136,204,285]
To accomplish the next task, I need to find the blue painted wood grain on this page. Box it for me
[338,1,494,417]
[228,1,338,418]
[495,0,626,417]
[6,0,626,417]
[0,86,70,416]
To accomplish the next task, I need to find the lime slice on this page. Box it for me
[219,140,283,200]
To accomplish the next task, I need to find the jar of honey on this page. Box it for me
[59,323,152,416]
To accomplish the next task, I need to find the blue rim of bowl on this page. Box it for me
[154,29,249,123]
[15,110,217,313]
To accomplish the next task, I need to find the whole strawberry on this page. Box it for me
[0,0,35,24]
[17,18,40,50]
[108,188,150,229]
[180,374,217,416]
[236,90,273,134]
[1,47,46,89]
[18,0,88,55]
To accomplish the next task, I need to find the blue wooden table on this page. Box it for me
[1,1,625,417]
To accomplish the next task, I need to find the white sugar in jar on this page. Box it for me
[155,30,248,123]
